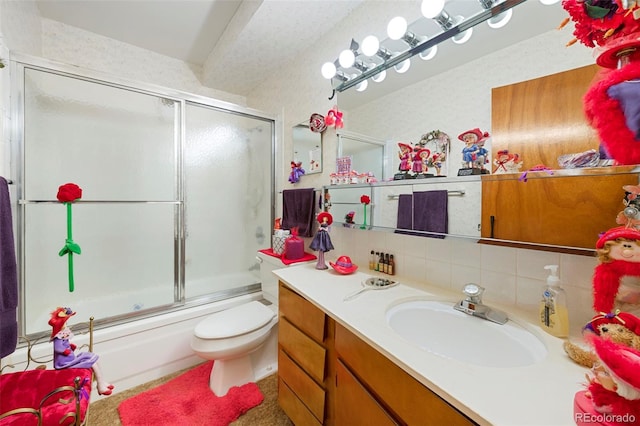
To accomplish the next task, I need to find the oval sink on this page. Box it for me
[386,300,547,368]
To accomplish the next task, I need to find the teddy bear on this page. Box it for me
[563,311,640,368]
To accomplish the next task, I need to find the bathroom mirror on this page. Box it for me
[337,130,387,182]
[292,122,322,175]
[327,2,640,253]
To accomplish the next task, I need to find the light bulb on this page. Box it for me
[419,45,437,61]
[356,80,369,92]
[321,62,337,79]
[487,9,512,29]
[339,49,355,68]
[361,35,380,57]
[372,70,386,82]
[395,59,411,74]
[387,17,408,40]
[452,16,473,44]
[421,0,445,18]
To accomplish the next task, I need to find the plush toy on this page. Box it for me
[574,335,640,424]
[49,307,114,396]
[593,227,640,315]
[564,311,640,368]
[561,0,640,165]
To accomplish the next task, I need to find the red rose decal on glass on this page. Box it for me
[57,183,83,292]
[360,194,370,229]
[57,183,82,203]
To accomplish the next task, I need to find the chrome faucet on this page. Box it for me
[453,284,508,325]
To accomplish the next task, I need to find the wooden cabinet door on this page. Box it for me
[335,360,399,426]
[491,64,600,170]
[334,323,476,426]
[481,172,639,250]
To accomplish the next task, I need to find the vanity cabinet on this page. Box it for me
[278,282,476,426]
[481,170,639,251]
[278,283,335,425]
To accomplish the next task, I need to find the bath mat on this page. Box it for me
[117,361,263,426]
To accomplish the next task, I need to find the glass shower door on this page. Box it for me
[20,67,179,334]
[184,103,273,299]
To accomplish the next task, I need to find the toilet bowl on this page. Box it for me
[191,300,278,396]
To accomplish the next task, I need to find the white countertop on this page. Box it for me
[273,263,586,426]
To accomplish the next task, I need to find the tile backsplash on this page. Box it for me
[325,227,597,338]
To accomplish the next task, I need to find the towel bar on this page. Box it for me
[387,189,465,200]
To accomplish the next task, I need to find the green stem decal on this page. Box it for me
[58,201,81,292]
[360,204,367,229]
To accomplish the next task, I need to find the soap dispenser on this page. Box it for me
[539,265,569,338]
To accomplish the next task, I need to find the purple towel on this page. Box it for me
[413,190,448,239]
[396,194,413,231]
[282,188,316,238]
[0,177,18,358]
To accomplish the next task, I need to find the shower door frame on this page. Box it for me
[9,53,277,339]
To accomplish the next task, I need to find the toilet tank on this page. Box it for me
[257,251,311,304]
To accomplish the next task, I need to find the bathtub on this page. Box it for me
[7,291,276,400]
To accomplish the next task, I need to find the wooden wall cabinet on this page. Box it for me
[481,170,639,251]
[278,282,476,425]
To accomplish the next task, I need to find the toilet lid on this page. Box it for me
[194,301,275,339]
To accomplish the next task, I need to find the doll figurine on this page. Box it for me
[309,212,334,270]
[459,128,490,170]
[397,143,412,174]
[288,161,305,184]
[49,307,114,395]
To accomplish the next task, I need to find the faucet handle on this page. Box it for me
[462,283,484,302]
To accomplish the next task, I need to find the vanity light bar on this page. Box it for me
[335,0,526,93]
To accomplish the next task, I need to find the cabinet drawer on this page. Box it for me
[335,323,476,426]
[278,349,326,423]
[336,360,399,426]
[279,317,327,383]
[278,377,322,426]
[279,283,326,343]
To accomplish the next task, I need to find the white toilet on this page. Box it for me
[190,252,288,396]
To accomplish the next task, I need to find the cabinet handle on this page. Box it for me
[490,215,495,239]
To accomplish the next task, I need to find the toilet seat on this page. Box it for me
[194,301,275,339]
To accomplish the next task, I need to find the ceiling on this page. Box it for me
[34,0,572,103]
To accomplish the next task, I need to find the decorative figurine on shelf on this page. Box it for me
[57,183,83,293]
[458,128,490,176]
[309,212,334,270]
[416,148,432,177]
[360,195,370,229]
[421,130,450,177]
[429,151,446,176]
[473,132,490,172]
[492,149,522,174]
[49,307,114,396]
[288,161,305,184]
[344,211,355,228]
[616,184,640,230]
[396,142,413,180]
[410,148,423,176]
